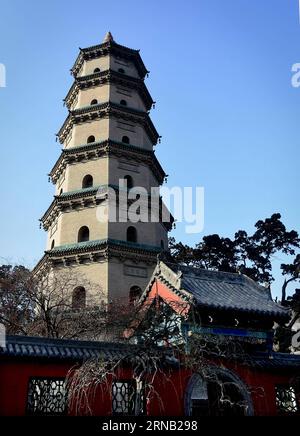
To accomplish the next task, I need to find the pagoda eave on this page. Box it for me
[71,40,149,79]
[36,239,162,270]
[57,102,159,145]
[40,185,173,233]
[64,69,154,111]
[49,140,166,186]
[40,186,103,230]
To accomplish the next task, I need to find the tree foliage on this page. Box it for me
[170,213,300,302]
[0,264,33,334]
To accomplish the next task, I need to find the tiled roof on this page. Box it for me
[72,102,145,116]
[64,69,153,110]
[60,186,100,199]
[48,239,162,256]
[2,336,299,370]
[60,184,156,198]
[66,140,153,156]
[0,335,134,361]
[48,140,166,188]
[155,262,289,319]
[250,352,300,369]
[57,102,159,145]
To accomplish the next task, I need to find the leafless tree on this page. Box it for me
[67,296,254,415]
[0,263,139,340]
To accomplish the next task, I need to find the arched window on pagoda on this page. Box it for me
[161,240,165,250]
[78,226,90,243]
[90,99,98,106]
[51,240,55,250]
[122,136,130,144]
[118,68,125,74]
[94,68,100,73]
[129,286,142,306]
[127,226,137,243]
[82,175,93,189]
[120,99,127,106]
[123,175,133,190]
[72,287,86,310]
[87,135,96,144]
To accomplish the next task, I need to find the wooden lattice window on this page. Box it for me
[112,380,145,416]
[276,386,299,415]
[27,378,67,415]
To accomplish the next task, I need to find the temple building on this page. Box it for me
[33,32,172,305]
[139,261,289,351]
[2,262,299,417]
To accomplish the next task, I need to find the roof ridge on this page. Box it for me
[166,262,243,280]
[5,335,132,350]
[166,262,273,292]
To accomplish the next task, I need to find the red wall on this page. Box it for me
[147,366,294,416]
[229,363,295,416]
[0,357,297,416]
[0,359,71,416]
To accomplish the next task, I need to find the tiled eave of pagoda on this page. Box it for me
[33,239,160,276]
[71,40,148,79]
[64,69,154,111]
[57,102,159,145]
[40,184,173,232]
[40,186,102,231]
[49,140,166,186]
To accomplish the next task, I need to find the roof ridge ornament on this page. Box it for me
[103,31,114,43]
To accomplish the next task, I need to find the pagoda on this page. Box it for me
[34,32,172,307]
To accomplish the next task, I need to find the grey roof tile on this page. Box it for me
[1,335,299,370]
[251,352,300,369]
[0,335,137,362]
[165,263,289,319]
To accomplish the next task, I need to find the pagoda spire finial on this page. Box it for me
[103,31,114,43]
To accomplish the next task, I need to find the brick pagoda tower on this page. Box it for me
[34,33,172,307]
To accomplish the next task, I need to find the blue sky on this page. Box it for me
[0,0,299,297]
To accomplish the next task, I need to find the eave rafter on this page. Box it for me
[57,102,159,145]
